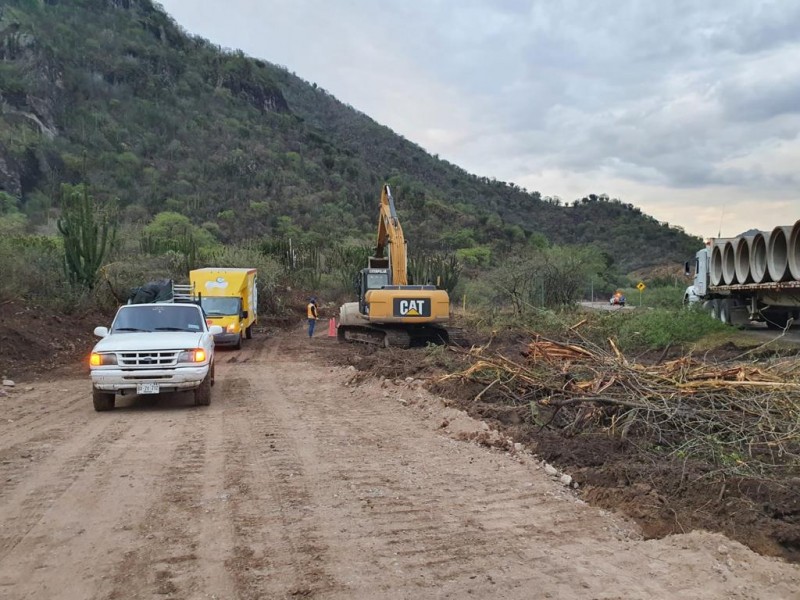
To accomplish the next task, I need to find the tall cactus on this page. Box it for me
[57,184,117,289]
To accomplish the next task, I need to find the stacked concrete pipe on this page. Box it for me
[722,239,738,284]
[767,225,794,282]
[733,236,755,284]
[709,240,729,286]
[750,231,770,283]
[788,219,800,281]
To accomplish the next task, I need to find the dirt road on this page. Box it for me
[1,330,798,599]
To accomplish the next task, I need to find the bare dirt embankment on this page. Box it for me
[0,321,799,599]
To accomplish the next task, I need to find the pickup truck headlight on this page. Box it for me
[90,352,117,366]
[178,348,207,363]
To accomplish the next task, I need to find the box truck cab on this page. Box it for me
[190,268,257,349]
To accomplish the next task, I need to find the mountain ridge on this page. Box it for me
[0,0,702,270]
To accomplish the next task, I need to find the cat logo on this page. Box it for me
[393,298,431,317]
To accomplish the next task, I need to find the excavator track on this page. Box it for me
[339,325,453,349]
[444,326,470,348]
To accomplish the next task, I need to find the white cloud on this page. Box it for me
[159,0,800,237]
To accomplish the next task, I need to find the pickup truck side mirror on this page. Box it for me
[208,325,224,335]
[94,326,109,338]
[241,310,248,319]
[683,261,691,277]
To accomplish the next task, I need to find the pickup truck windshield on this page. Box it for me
[201,297,241,316]
[111,305,205,333]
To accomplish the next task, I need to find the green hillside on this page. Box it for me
[0,0,700,271]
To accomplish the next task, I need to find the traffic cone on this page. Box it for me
[327,317,337,337]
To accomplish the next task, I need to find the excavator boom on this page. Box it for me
[371,184,407,285]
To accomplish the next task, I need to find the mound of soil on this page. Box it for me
[0,300,107,381]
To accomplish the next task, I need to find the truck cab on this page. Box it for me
[684,247,710,303]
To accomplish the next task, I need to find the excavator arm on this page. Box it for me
[372,184,407,285]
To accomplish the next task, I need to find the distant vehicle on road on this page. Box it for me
[609,291,626,307]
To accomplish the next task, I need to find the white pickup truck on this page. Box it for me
[89,303,223,411]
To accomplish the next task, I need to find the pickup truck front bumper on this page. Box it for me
[91,365,209,395]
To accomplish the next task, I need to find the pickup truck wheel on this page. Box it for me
[194,374,211,406]
[92,389,115,412]
[245,325,253,340]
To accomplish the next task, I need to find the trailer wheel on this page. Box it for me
[719,299,733,325]
[709,299,721,321]
[765,310,792,330]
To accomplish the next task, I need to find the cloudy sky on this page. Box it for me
[159,0,800,237]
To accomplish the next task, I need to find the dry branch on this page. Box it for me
[446,334,800,477]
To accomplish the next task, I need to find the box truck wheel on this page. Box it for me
[92,389,115,412]
[245,325,253,340]
[234,334,242,350]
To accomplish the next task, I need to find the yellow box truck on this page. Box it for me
[190,268,257,349]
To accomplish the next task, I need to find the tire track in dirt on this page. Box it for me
[0,416,133,563]
[217,338,340,599]
[267,337,579,596]
[0,387,87,446]
[0,408,199,598]
[0,383,94,502]
[102,403,211,599]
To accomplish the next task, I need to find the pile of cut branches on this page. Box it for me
[444,334,800,478]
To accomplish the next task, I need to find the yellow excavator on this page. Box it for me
[338,184,455,348]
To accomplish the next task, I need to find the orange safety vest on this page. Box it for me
[307,303,317,319]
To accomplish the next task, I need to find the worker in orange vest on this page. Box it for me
[307,296,318,337]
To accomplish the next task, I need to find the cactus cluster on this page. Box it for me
[260,238,323,288]
[56,185,117,289]
[408,254,461,294]
[140,231,198,272]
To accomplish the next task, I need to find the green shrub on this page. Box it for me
[617,307,729,350]
[620,284,685,309]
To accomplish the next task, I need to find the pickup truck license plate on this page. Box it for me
[137,383,159,394]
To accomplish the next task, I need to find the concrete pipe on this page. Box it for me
[710,241,726,286]
[733,236,755,284]
[722,240,738,284]
[767,225,794,282]
[750,231,770,283]
[788,219,800,281]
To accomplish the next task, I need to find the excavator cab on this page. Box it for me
[356,268,390,313]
